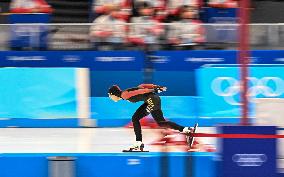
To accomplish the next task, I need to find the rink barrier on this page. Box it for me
[0,152,215,177]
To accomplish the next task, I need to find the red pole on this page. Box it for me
[238,0,250,125]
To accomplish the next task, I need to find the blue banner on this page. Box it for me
[251,50,284,64]
[1,50,284,70]
[9,14,51,49]
[0,51,145,71]
[203,8,238,23]
[197,66,284,117]
[9,14,50,23]
[151,50,237,71]
[220,126,277,177]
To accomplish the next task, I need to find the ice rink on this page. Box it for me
[0,127,216,153]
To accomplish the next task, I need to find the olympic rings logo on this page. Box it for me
[211,77,284,105]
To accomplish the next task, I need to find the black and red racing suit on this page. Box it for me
[120,84,185,141]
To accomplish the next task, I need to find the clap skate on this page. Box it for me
[122,141,149,152]
[182,123,198,149]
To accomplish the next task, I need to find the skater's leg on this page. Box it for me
[146,94,186,132]
[132,103,150,141]
[151,109,185,132]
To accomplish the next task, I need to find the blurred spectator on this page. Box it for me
[167,6,205,49]
[133,0,166,21]
[90,6,127,50]
[207,0,238,8]
[166,0,202,22]
[128,2,164,49]
[92,0,131,21]
[133,0,165,13]
[10,0,53,13]
[167,0,202,14]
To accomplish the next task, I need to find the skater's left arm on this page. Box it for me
[138,84,167,92]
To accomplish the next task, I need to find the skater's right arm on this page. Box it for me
[138,84,158,89]
[138,84,167,92]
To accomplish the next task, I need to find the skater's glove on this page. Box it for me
[154,86,167,93]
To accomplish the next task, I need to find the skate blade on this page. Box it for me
[188,123,198,149]
[122,149,149,152]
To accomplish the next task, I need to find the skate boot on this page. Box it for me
[122,141,149,152]
[182,127,193,134]
[182,123,198,149]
